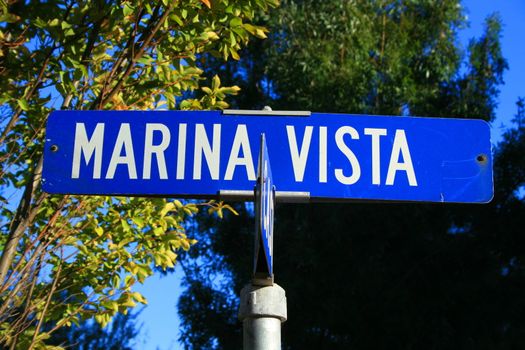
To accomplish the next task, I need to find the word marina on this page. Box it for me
[72,121,417,187]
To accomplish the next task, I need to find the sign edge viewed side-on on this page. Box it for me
[253,133,275,285]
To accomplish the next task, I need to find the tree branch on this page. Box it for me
[95,3,173,109]
[29,261,62,350]
[0,156,45,285]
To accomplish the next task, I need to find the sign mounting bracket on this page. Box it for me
[223,109,311,117]
[218,190,310,203]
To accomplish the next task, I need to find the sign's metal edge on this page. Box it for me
[223,109,311,116]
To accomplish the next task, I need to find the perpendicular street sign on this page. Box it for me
[254,134,275,281]
[42,110,493,203]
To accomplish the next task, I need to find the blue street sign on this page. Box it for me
[254,134,275,277]
[42,110,493,203]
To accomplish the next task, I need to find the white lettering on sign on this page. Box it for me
[334,126,361,185]
[386,129,418,186]
[106,123,137,179]
[364,128,387,185]
[286,125,313,182]
[193,123,221,180]
[319,126,327,183]
[176,123,187,180]
[72,123,104,179]
[225,124,256,181]
[143,123,170,180]
[69,121,417,187]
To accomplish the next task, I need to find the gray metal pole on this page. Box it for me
[238,283,287,350]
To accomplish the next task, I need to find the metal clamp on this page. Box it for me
[218,190,310,203]
[222,109,311,117]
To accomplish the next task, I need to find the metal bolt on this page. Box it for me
[476,154,488,164]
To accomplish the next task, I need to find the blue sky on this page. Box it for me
[135,268,184,350]
[461,0,525,142]
[134,1,525,349]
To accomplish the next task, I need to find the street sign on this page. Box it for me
[254,134,275,279]
[42,110,493,203]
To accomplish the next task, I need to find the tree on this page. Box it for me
[0,0,277,348]
[48,310,141,350]
[178,1,524,349]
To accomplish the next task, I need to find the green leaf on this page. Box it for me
[95,227,104,236]
[205,31,220,41]
[17,99,29,111]
[121,219,130,232]
[131,216,144,228]
[171,14,184,26]
[132,292,147,304]
[161,202,176,217]
[1,12,21,23]
[230,17,242,27]
[48,18,60,26]
[64,28,75,37]
[136,55,153,65]
[123,3,133,17]
[212,75,221,90]
[254,28,268,39]
[229,47,240,60]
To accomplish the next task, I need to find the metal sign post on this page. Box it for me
[238,283,287,350]
[239,133,287,350]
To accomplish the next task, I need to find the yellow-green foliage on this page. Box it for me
[0,0,278,348]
